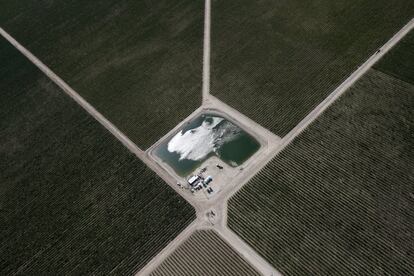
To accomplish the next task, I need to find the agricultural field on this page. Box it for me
[150,230,260,276]
[0,0,204,149]
[228,40,414,275]
[0,37,195,275]
[211,0,414,137]
[374,31,414,84]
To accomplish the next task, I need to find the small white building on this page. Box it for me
[188,175,199,186]
[203,176,213,185]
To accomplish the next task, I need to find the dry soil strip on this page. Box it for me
[197,18,414,276]
[3,14,412,276]
[0,28,144,158]
[0,27,198,209]
[136,221,199,276]
[221,17,414,203]
[280,19,414,146]
[215,226,282,276]
[203,95,281,208]
[202,0,211,104]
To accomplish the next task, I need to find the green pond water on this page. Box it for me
[154,113,260,177]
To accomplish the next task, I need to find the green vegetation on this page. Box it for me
[0,0,204,149]
[229,67,414,275]
[374,31,414,84]
[0,38,195,275]
[151,230,260,276]
[211,0,413,136]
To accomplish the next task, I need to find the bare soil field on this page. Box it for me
[0,37,195,275]
[211,0,414,136]
[0,0,204,149]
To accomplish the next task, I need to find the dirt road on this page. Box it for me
[135,17,414,275]
[202,0,211,104]
[137,221,199,276]
[2,15,413,276]
[0,27,203,213]
[217,17,414,204]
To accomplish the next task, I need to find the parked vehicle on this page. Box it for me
[203,176,213,185]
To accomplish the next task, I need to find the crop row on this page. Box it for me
[0,37,195,275]
[211,0,414,137]
[0,0,204,149]
[374,30,414,84]
[228,67,414,275]
[151,230,260,276]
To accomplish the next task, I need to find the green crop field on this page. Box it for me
[0,37,195,275]
[374,31,414,84]
[0,0,204,149]
[211,0,414,137]
[151,230,260,276]
[228,38,414,275]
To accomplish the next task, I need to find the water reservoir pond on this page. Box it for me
[154,113,260,177]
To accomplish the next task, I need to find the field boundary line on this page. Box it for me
[215,226,282,276]
[3,11,412,276]
[216,20,413,274]
[217,18,414,276]
[223,18,414,203]
[279,18,414,147]
[0,27,199,208]
[136,221,198,276]
[0,28,146,157]
[202,0,211,103]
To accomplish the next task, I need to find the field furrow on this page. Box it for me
[150,230,260,276]
[0,37,195,275]
[211,0,414,137]
[228,30,414,275]
[1,0,204,149]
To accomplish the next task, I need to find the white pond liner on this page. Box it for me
[167,116,241,161]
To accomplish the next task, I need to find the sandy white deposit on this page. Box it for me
[167,116,241,161]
